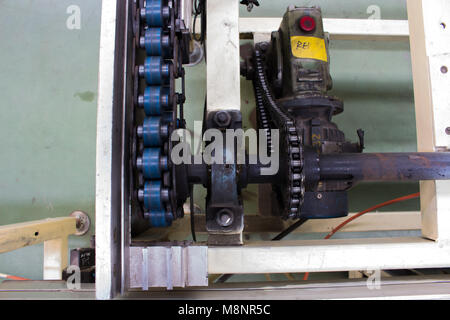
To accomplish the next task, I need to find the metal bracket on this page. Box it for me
[129,245,208,289]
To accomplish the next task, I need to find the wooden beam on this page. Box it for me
[407,0,450,241]
[208,237,450,274]
[240,18,410,41]
[206,0,240,112]
[0,217,77,254]
[195,18,409,41]
[133,211,421,243]
[43,237,69,280]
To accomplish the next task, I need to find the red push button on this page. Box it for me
[299,16,316,32]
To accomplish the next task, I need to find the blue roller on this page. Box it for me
[142,148,168,179]
[143,0,169,27]
[143,180,165,211]
[143,28,171,57]
[147,210,173,227]
[144,56,170,85]
[142,86,171,115]
[142,117,167,146]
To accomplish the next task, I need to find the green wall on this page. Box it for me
[0,0,101,280]
[0,0,418,280]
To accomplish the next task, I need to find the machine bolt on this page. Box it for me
[138,189,144,202]
[259,42,269,52]
[137,95,144,107]
[136,157,143,169]
[137,125,144,138]
[213,111,232,128]
[70,211,91,236]
[216,209,234,227]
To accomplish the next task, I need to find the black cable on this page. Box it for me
[271,217,308,241]
[192,0,206,44]
[215,217,309,283]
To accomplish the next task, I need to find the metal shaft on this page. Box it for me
[319,152,450,182]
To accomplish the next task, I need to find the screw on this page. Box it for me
[213,111,231,128]
[136,157,143,169]
[138,189,144,202]
[216,209,234,227]
[446,127,450,135]
[259,42,269,52]
[137,125,143,138]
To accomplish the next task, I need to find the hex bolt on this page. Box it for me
[139,8,146,20]
[161,188,170,202]
[138,189,144,202]
[216,209,234,227]
[213,111,232,128]
[259,42,269,52]
[138,65,145,77]
[136,157,143,170]
[137,125,144,138]
[137,95,144,107]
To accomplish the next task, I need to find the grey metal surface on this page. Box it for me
[0,281,95,300]
[129,246,208,289]
[2,276,450,300]
[124,275,450,300]
[95,0,126,300]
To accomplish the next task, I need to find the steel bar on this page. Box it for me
[319,152,450,182]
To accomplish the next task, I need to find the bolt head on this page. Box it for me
[70,211,91,236]
[216,209,234,227]
[213,111,232,127]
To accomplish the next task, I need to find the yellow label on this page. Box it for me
[290,36,328,62]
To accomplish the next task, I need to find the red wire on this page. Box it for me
[303,192,420,281]
[0,274,30,281]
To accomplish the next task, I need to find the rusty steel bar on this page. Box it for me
[319,152,450,182]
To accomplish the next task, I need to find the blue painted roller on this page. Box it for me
[142,148,168,179]
[141,117,168,147]
[142,0,170,27]
[142,28,171,57]
[143,56,170,85]
[146,210,173,227]
[142,86,171,115]
[143,180,169,211]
